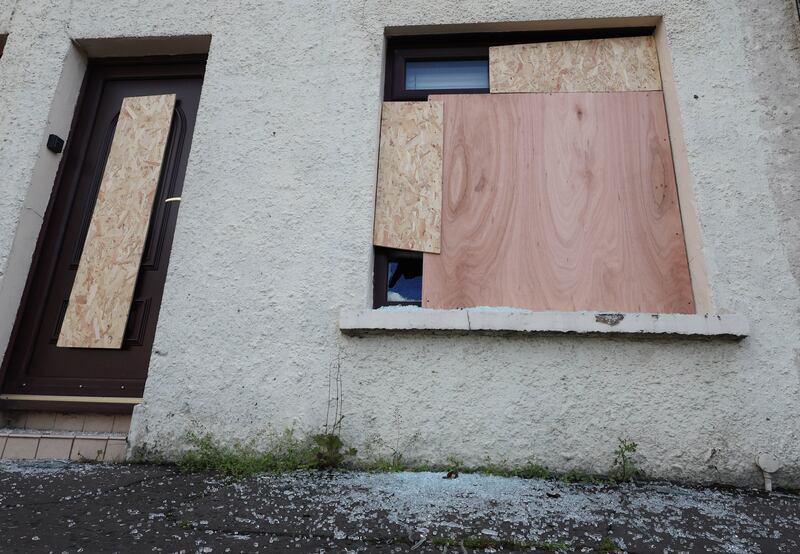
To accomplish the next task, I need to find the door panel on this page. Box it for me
[0,59,205,405]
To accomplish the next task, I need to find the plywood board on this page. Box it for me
[373,101,443,253]
[423,92,694,313]
[654,23,712,314]
[58,94,175,348]
[490,36,661,93]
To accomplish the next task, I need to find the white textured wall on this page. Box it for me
[0,0,798,487]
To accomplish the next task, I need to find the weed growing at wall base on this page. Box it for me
[431,535,567,551]
[310,433,357,469]
[560,469,609,485]
[612,437,640,482]
[178,432,559,480]
[178,430,640,484]
[178,430,358,476]
[178,431,316,476]
[473,460,551,479]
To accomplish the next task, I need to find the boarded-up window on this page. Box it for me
[375,33,695,313]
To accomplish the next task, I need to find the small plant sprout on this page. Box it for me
[431,535,567,551]
[612,437,640,482]
[598,535,618,552]
[310,433,357,469]
[323,350,345,438]
[313,349,357,468]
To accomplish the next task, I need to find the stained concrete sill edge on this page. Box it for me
[338,308,749,339]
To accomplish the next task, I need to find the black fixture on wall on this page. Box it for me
[46,134,65,154]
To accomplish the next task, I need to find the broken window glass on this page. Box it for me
[387,257,422,304]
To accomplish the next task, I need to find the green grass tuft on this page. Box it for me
[597,536,618,552]
[431,535,567,551]
[179,430,322,477]
[178,430,358,477]
[473,461,551,480]
[181,431,592,488]
[560,469,611,485]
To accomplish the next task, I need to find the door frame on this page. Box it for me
[0,55,206,414]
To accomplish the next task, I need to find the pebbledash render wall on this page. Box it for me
[0,0,798,487]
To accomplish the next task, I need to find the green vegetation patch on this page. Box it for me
[597,536,619,552]
[431,535,567,551]
[178,430,356,477]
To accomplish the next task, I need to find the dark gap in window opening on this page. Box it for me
[374,248,422,308]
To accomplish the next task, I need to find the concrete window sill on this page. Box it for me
[339,308,749,339]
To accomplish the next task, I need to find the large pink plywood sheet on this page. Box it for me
[423,92,694,314]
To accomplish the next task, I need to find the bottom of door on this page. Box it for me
[0,394,140,414]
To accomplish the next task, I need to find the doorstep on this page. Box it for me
[0,411,131,462]
[0,428,128,462]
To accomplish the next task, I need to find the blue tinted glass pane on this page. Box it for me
[405,59,489,90]
[387,260,422,303]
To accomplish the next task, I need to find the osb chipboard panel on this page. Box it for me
[489,36,662,93]
[423,92,694,314]
[373,101,443,253]
[58,94,175,349]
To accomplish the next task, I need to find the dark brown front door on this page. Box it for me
[0,58,205,411]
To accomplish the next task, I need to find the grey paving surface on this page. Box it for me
[1,460,799,553]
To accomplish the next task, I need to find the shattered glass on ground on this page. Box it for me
[1,461,798,552]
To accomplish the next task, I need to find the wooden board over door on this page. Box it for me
[58,94,176,349]
[422,92,695,314]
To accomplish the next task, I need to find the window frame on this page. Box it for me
[383,27,656,101]
[388,47,490,101]
[373,247,423,308]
